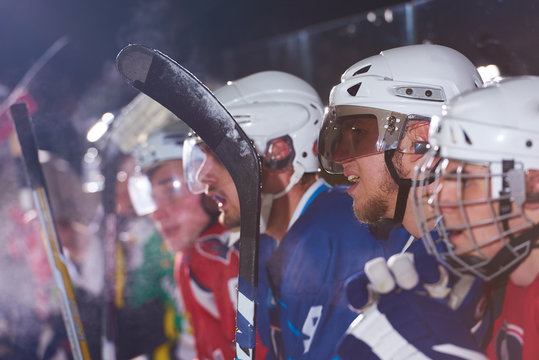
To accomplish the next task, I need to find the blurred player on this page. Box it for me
[132,120,243,360]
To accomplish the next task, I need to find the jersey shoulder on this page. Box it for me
[195,223,238,265]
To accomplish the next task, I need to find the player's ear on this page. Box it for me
[399,121,429,154]
[409,121,430,150]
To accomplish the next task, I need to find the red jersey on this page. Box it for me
[175,223,267,360]
[487,275,539,360]
[175,223,237,360]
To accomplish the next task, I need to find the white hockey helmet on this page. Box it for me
[214,71,324,173]
[318,44,484,174]
[133,120,191,172]
[129,120,191,215]
[413,76,539,281]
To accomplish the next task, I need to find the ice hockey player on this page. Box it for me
[113,154,185,360]
[183,71,410,359]
[412,76,539,359]
[132,120,240,360]
[316,44,487,359]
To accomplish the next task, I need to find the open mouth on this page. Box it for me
[347,174,360,183]
[446,228,465,243]
[213,194,226,209]
[345,174,361,196]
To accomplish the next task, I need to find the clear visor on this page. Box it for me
[183,134,283,194]
[182,136,207,195]
[128,163,191,216]
[318,105,428,174]
[128,172,157,216]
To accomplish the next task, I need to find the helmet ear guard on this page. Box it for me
[397,115,431,155]
[263,135,295,171]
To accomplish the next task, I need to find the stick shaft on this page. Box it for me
[10,102,91,360]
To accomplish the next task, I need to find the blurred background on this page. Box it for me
[1,0,538,359]
[1,0,537,167]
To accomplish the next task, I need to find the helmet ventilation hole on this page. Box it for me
[526,140,533,147]
[353,65,371,76]
[462,130,473,145]
[302,152,308,158]
[347,83,362,96]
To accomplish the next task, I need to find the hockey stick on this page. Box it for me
[116,44,262,360]
[9,102,91,360]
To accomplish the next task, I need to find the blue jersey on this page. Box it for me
[258,183,411,359]
[256,233,279,356]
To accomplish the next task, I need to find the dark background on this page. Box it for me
[0,0,405,90]
[1,0,538,168]
[0,0,405,165]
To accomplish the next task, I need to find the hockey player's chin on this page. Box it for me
[220,211,240,229]
[353,198,389,225]
[347,182,359,196]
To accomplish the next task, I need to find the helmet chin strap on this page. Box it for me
[384,142,435,223]
[271,162,305,200]
[456,223,539,283]
[384,150,411,223]
[485,159,539,282]
[453,160,539,282]
[259,162,305,232]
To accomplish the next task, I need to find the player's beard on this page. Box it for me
[353,181,393,224]
[353,153,402,224]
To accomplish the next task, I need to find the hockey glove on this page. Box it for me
[337,253,487,360]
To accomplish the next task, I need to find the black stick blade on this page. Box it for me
[116,44,261,357]
[9,102,46,189]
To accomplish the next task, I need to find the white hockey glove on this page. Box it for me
[336,253,488,360]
